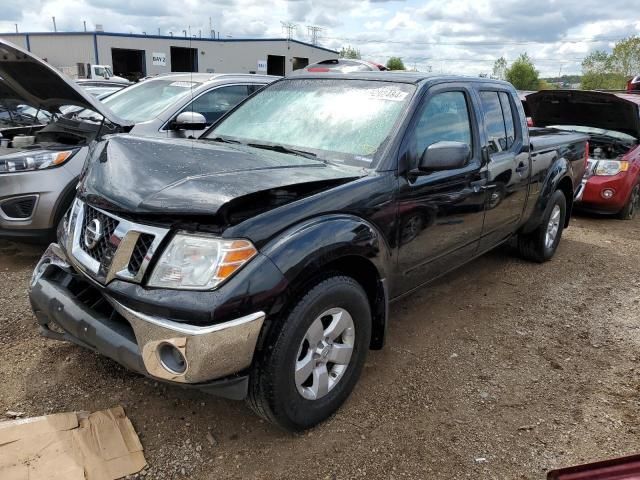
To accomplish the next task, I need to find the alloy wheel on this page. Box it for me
[295,308,355,400]
[545,204,561,249]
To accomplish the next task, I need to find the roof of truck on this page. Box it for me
[286,71,514,87]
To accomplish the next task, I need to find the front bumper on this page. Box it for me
[574,174,631,213]
[0,154,83,239]
[29,244,265,400]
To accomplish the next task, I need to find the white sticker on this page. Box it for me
[368,87,409,102]
[169,81,197,88]
[152,52,166,66]
[257,60,267,72]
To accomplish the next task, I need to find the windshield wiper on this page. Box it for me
[208,135,241,144]
[247,142,317,159]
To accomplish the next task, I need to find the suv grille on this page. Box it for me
[80,204,119,264]
[128,233,155,276]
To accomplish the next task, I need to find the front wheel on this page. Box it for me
[617,184,639,220]
[517,190,567,263]
[247,275,372,431]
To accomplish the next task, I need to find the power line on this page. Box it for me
[280,21,297,40]
[320,34,630,47]
[307,25,323,46]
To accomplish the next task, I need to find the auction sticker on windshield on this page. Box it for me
[169,81,198,88]
[367,87,409,102]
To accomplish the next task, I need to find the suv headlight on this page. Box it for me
[147,232,258,290]
[0,149,79,173]
[595,160,628,176]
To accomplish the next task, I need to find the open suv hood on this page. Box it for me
[528,90,640,139]
[0,39,131,128]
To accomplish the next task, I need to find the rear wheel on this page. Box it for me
[518,190,566,263]
[617,184,639,220]
[247,275,371,431]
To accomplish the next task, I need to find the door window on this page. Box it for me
[407,91,473,169]
[499,92,516,149]
[480,91,519,153]
[180,85,250,124]
[479,91,507,153]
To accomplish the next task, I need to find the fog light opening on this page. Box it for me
[157,342,187,375]
[602,188,615,199]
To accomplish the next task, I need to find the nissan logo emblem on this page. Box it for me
[84,218,103,249]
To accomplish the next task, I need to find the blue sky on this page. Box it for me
[1,0,638,76]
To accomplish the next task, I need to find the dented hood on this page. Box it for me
[0,38,131,127]
[528,89,640,139]
[79,135,364,216]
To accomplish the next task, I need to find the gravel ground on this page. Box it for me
[2,213,640,479]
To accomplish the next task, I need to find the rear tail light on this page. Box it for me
[583,141,589,171]
[526,117,534,127]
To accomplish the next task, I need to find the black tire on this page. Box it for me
[247,275,372,431]
[617,184,639,220]
[518,190,566,263]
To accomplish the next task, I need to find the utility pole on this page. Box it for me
[14,24,18,34]
[52,16,57,32]
[83,21,87,32]
[281,21,297,49]
[306,25,323,46]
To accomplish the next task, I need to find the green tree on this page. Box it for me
[581,37,640,90]
[386,57,405,70]
[339,45,361,59]
[610,36,640,79]
[581,49,626,90]
[505,53,540,90]
[492,56,507,80]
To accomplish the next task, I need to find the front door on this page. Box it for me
[395,85,487,296]
[476,89,531,251]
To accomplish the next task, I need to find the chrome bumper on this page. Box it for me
[31,243,265,385]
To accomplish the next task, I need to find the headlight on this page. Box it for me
[147,233,258,290]
[0,149,78,173]
[594,160,628,176]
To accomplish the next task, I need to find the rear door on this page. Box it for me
[395,83,487,295]
[476,88,530,252]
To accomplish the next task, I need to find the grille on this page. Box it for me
[79,205,119,264]
[1,195,37,219]
[128,233,155,276]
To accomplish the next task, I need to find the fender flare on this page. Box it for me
[261,214,393,349]
[521,156,573,234]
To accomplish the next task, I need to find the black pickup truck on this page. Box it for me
[29,69,588,431]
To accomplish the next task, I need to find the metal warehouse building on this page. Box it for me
[0,31,338,80]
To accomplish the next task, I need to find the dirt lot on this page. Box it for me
[2,214,640,479]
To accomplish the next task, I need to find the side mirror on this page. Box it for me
[173,111,207,131]
[417,141,471,173]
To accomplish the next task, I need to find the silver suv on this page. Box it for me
[0,41,276,242]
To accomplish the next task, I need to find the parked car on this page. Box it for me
[528,90,640,219]
[0,40,277,241]
[29,66,589,430]
[627,76,640,92]
[290,58,388,75]
[517,90,535,126]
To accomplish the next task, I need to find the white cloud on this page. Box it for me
[0,0,638,76]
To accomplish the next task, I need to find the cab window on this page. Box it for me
[480,91,519,153]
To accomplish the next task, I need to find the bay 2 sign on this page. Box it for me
[152,52,167,67]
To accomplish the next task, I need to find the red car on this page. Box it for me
[528,90,640,219]
[628,75,640,92]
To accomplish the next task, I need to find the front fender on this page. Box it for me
[262,213,393,284]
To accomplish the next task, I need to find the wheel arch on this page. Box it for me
[262,214,392,350]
